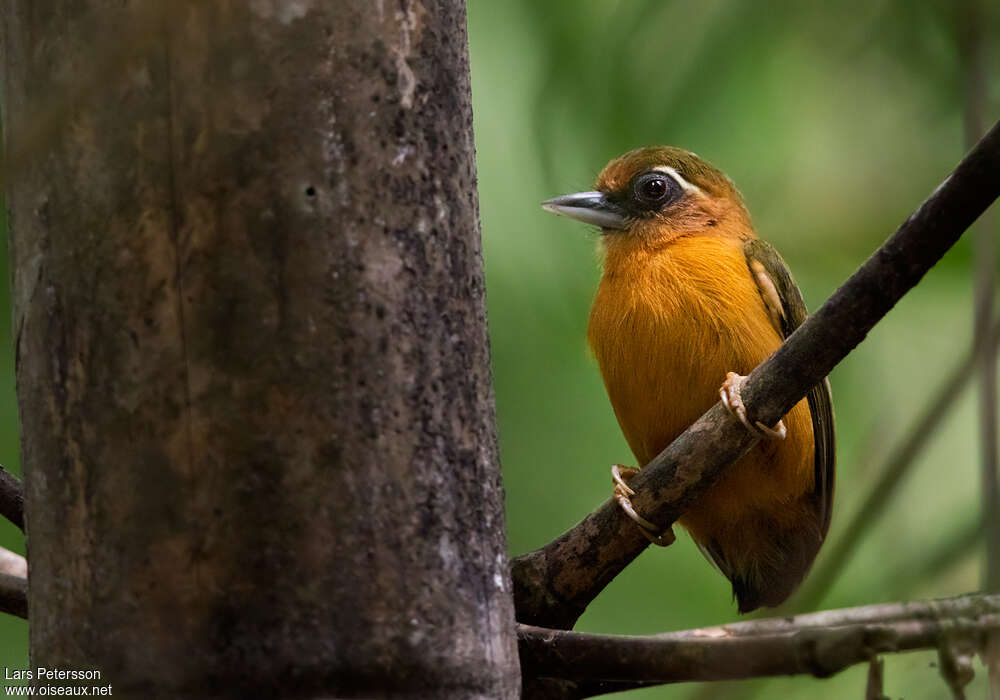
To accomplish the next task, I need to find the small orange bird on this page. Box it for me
[543,147,835,613]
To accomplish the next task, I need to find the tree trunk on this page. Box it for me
[2,1,519,698]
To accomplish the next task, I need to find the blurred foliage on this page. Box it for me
[0,1,997,698]
[468,0,999,697]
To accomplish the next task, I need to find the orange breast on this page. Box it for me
[587,233,814,543]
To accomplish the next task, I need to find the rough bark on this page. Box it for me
[3,1,519,698]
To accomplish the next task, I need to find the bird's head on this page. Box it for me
[543,147,752,244]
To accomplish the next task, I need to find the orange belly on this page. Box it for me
[588,233,816,601]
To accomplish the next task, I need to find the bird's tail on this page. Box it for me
[694,511,824,614]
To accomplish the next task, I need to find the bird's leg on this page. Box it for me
[719,371,786,439]
[611,464,675,547]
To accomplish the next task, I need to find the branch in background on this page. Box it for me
[900,518,982,599]
[0,574,26,620]
[959,0,1000,594]
[793,318,1000,611]
[0,466,24,532]
[518,594,1000,695]
[512,121,1000,629]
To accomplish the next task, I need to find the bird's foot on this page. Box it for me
[611,464,675,547]
[719,371,786,439]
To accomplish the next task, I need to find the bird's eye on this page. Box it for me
[633,172,680,209]
[640,177,667,199]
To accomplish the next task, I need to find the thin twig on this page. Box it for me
[959,0,1000,593]
[983,630,1000,700]
[512,122,1000,629]
[660,592,1000,637]
[0,573,27,619]
[865,657,885,700]
[0,465,23,532]
[939,638,976,700]
[793,318,1000,610]
[518,593,1000,694]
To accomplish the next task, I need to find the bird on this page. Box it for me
[542,147,835,613]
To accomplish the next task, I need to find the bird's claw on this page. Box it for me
[719,371,786,440]
[611,464,675,547]
[611,463,637,496]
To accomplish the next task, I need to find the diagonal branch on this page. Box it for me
[519,593,1000,694]
[512,120,1000,629]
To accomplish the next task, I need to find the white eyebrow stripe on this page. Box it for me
[652,166,704,196]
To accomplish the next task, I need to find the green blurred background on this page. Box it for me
[468,0,998,697]
[0,1,998,698]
